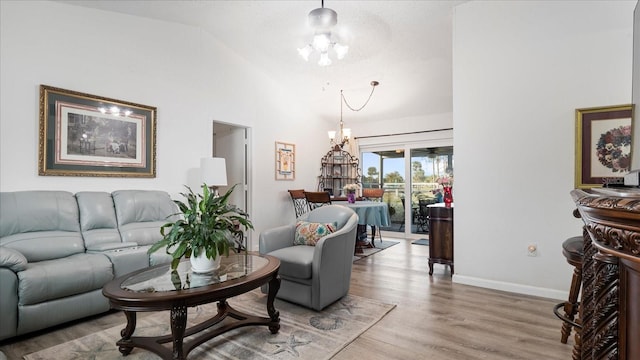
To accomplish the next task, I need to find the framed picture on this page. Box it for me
[575,104,634,188]
[39,85,157,177]
[275,141,295,180]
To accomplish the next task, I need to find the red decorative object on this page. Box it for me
[443,186,453,207]
[347,192,356,203]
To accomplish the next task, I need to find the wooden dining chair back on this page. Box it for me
[304,191,332,210]
[288,189,310,218]
[362,188,384,201]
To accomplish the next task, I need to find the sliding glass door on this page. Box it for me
[360,144,453,238]
[362,150,405,232]
[409,147,453,236]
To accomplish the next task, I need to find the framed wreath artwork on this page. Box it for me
[575,104,634,188]
[275,141,295,180]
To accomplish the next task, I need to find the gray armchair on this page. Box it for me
[259,205,358,311]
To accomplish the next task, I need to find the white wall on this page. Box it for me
[453,0,635,299]
[0,1,329,248]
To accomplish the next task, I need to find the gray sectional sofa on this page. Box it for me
[0,190,179,341]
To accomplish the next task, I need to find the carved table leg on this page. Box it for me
[267,274,281,334]
[171,304,188,360]
[428,260,434,276]
[118,311,137,356]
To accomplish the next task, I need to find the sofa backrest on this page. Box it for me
[76,191,121,250]
[0,191,83,262]
[112,190,179,246]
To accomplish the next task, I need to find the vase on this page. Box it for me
[190,251,221,273]
[347,192,356,203]
[443,186,453,208]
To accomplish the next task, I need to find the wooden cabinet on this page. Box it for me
[571,188,640,360]
[317,146,361,196]
[428,203,454,275]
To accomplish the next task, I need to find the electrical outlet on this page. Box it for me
[527,244,538,257]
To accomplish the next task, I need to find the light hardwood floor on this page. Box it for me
[0,238,574,359]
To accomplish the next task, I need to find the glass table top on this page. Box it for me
[121,253,268,293]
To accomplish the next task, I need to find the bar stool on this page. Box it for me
[553,235,584,344]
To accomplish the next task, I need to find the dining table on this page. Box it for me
[333,200,391,252]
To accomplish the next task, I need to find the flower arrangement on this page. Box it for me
[343,183,359,193]
[436,176,453,187]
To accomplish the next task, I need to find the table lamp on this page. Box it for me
[200,157,227,197]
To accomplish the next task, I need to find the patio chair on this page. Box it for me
[416,198,437,233]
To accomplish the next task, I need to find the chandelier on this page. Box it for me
[297,0,348,66]
[329,81,379,149]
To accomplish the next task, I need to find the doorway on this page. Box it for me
[212,121,252,247]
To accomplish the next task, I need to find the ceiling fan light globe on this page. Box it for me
[318,52,332,66]
[334,43,348,59]
[312,33,331,52]
[297,45,312,61]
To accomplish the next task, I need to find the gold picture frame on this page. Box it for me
[575,104,633,188]
[275,141,295,180]
[38,85,157,177]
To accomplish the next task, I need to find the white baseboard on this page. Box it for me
[452,274,568,301]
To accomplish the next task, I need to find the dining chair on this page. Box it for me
[288,189,310,218]
[304,191,332,210]
[361,188,385,245]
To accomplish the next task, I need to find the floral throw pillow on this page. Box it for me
[294,221,337,246]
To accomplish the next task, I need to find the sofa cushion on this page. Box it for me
[76,192,121,250]
[112,190,179,246]
[112,190,178,226]
[17,253,113,305]
[0,191,80,237]
[294,221,336,246]
[0,191,83,261]
[267,245,315,280]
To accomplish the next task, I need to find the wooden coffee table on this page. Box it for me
[102,253,281,360]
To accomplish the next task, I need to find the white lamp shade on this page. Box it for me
[328,130,336,140]
[200,157,227,187]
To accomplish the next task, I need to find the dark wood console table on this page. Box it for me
[428,203,454,275]
[570,188,640,360]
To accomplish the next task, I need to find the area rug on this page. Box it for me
[24,291,395,360]
[353,240,399,261]
[411,238,429,246]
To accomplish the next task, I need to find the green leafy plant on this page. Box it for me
[148,184,253,270]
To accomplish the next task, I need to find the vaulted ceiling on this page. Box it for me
[57,0,466,124]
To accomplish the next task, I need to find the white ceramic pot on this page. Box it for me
[190,251,221,273]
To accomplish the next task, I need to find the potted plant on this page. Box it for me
[148,183,253,272]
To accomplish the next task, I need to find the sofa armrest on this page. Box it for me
[259,224,296,254]
[0,247,27,272]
